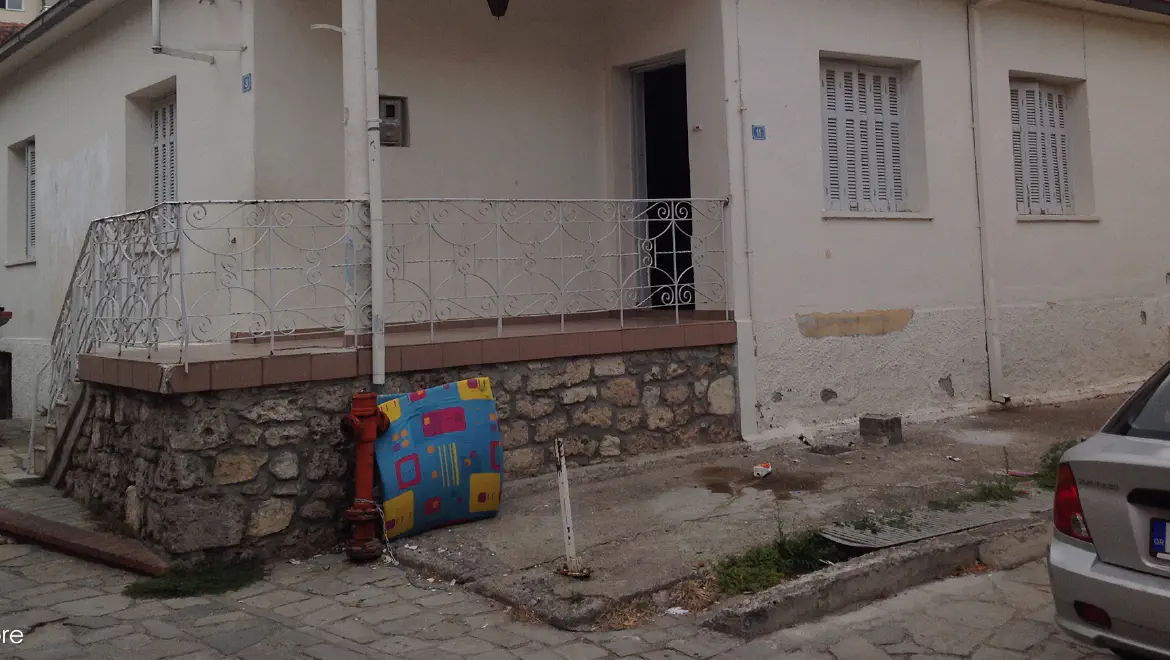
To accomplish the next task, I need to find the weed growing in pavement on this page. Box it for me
[124,558,265,598]
[1037,439,1079,490]
[928,479,1025,512]
[843,508,918,534]
[715,525,855,595]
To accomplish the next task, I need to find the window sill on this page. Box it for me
[822,212,933,222]
[1016,214,1100,223]
[5,259,35,268]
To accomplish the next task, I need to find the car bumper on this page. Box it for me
[1050,534,1170,659]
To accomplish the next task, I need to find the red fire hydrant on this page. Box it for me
[340,391,390,561]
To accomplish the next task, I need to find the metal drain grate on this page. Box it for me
[820,491,1052,549]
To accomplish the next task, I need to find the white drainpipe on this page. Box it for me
[722,0,760,437]
[968,0,1010,404]
[363,0,386,386]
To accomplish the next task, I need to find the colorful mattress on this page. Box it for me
[374,378,504,540]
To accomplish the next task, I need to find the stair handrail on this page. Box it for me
[26,215,102,471]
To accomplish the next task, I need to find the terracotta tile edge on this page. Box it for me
[74,320,738,391]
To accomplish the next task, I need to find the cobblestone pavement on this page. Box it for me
[714,560,1115,660]
[0,538,744,660]
[0,533,1123,660]
[0,419,27,483]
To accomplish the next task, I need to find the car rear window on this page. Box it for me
[1105,361,1170,440]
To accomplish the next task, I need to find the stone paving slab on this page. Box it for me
[394,395,1124,627]
[711,561,1112,660]
[0,533,1118,660]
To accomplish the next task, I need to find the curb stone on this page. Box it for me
[0,507,169,576]
[702,515,1052,639]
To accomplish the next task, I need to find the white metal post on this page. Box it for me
[554,438,590,578]
[363,0,386,386]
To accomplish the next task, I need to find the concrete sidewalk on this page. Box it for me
[396,395,1124,628]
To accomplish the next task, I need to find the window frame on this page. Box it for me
[24,140,35,259]
[821,60,907,214]
[1011,80,1074,216]
[4,0,24,11]
[149,96,179,252]
[151,95,177,205]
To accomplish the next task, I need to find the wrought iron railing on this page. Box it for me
[379,199,729,336]
[39,197,728,409]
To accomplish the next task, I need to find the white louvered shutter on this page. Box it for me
[152,97,177,204]
[1011,81,1072,215]
[822,62,905,212]
[25,142,35,259]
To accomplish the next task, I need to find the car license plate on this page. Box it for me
[1152,519,1170,560]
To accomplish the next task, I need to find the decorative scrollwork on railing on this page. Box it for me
[43,197,727,412]
[379,198,728,328]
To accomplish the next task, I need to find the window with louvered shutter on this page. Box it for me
[822,61,906,213]
[1011,81,1072,215]
[152,96,177,204]
[25,141,35,259]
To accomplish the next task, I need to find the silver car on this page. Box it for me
[1050,364,1170,660]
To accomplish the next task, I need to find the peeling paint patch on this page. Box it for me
[938,375,955,398]
[820,388,838,403]
[796,309,914,339]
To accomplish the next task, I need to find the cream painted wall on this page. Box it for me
[0,0,52,25]
[249,0,731,328]
[253,0,609,200]
[738,0,1170,434]
[0,0,253,417]
[737,0,989,431]
[977,3,1170,397]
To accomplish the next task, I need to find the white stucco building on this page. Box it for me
[2,0,1169,441]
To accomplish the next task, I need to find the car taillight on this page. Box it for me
[1054,463,1093,543]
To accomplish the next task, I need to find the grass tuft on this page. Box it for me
[1036,439,1079,490]
[715,526,852,595]
[928,479,1025,512]
[845,508,917,534]
[124,558,265,599]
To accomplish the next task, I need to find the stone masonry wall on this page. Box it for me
[65,345,738,560]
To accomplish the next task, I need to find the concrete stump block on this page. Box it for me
[860,414,904,446]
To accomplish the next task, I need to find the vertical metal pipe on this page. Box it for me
[618,204,625,328]
[968,0,1009,404]
[495,202,502,337]
[177,206,189,365]
[364,0,386,386]
[672,202,680,325]
[558,203,565,333]
[151,0,161,53]
[267,205,275,355]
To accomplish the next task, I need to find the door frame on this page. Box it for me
[628,54,688,303]
[630,53,687,201]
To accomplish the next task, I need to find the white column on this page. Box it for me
[721,0,760,438]
[364,0,386,386]
[341,0,368,200]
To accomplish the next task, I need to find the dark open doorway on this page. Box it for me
[0,352,11,420]
[636,62,694,310]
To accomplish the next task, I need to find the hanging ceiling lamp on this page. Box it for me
[486,0,509,18]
